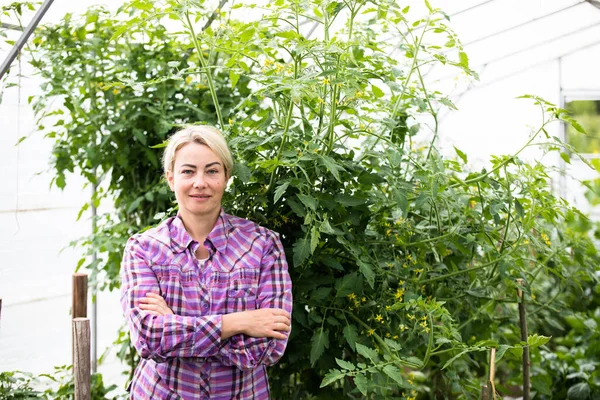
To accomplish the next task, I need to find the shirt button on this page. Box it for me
[202,302,209,309]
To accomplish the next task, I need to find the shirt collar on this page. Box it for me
[169,209,232,254]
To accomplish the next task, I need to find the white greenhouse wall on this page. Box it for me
[1,0,131,395]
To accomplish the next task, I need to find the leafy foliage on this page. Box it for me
[25,0,600,398]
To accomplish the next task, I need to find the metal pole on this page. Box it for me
[91,176,98,373]
[1,22,23,31]
[0,0,55,81]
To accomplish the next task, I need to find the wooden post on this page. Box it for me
[481,347,497,400]
[516,279,530,400]
[489,347,497,400]
[480,385,489,400]
[72,273,88,318]
[0,297,3,321]
[73,318,91,400]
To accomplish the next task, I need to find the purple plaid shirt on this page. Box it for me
[120,210,293,399]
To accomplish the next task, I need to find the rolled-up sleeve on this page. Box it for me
[120,237,223,363]
[217,231,293,370]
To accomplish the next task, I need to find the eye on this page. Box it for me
[207,169,219,175]
[181,169,194,175]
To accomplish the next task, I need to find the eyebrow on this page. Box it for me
[180,162,222,169]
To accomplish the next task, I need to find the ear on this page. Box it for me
[166,171,175,191]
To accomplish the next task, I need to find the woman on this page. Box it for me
[120,125,293,400]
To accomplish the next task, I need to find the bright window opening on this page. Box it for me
[565,99,600,155]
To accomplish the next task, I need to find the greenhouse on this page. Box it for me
[1,0,599,398]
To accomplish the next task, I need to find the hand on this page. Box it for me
[139,292,174,316]
[238,308,291,340]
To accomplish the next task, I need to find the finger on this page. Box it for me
[271,309,291,318]
[270,331,287,340]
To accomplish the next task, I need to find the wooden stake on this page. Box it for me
[73,318,91,400]
[516,278,530,400]
[72,273,88,319]
[480,385,489,400]
[489,347,497,400]
[0,298,3,321]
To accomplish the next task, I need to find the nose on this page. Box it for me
[193,172,207,188]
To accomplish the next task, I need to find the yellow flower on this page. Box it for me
[386,262,393,269]
[361,297,367,303]
[347,293,356,301]
[317,97,325,104]
[399,324,407,331]
[395,288,405,300]
[185,76,193,84]
[112,88,120,95]
[408,314,415,321]
[385,305,391,311]
[385,332,391,338]
[375,314,383,323]
[228,118,233,125]
[393,335,399,339]
[321,78,330,85]
[367,328,375,336]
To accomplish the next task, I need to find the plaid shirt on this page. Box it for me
[120,210,293,399]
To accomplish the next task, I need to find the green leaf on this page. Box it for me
[320,369,345,388]
[527,334,551,348]
[343,324,358,351]
[318,154,344,181]
[567,382,590,399]
[127,196,144,213]
[442,349,470,369]
[335,194,367,206]
[569,119,586,134]
[293,237,312,267]
[274,181,290,203]
[310,328,329,366]
[358,260,375,289]
[356,343,379,362]
[454,146,467,164]
[560,152,571,164]
[310,287,331,301]
[382,365,405,386]
[297,193,318,210]
[274,30,299,39]
[371,84,385,98]
[335,272,359,297]
[458,51,469,68]
[383,338,402,351]
[335,358,356,371]
[310,225,321,252]
[495,345,510,362]
[77,202,89,221]
[354,373,368,396]
[229,70,240,89]
[235,163,252,183]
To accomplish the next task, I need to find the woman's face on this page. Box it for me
[166,142,228,219]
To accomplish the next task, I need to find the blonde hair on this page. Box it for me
[163,125,234,176]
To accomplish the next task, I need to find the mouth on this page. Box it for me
[190,194,211,199]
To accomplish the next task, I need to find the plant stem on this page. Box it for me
[451,121,552,189]
[516,279,530,400]
[184,11,224,129]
